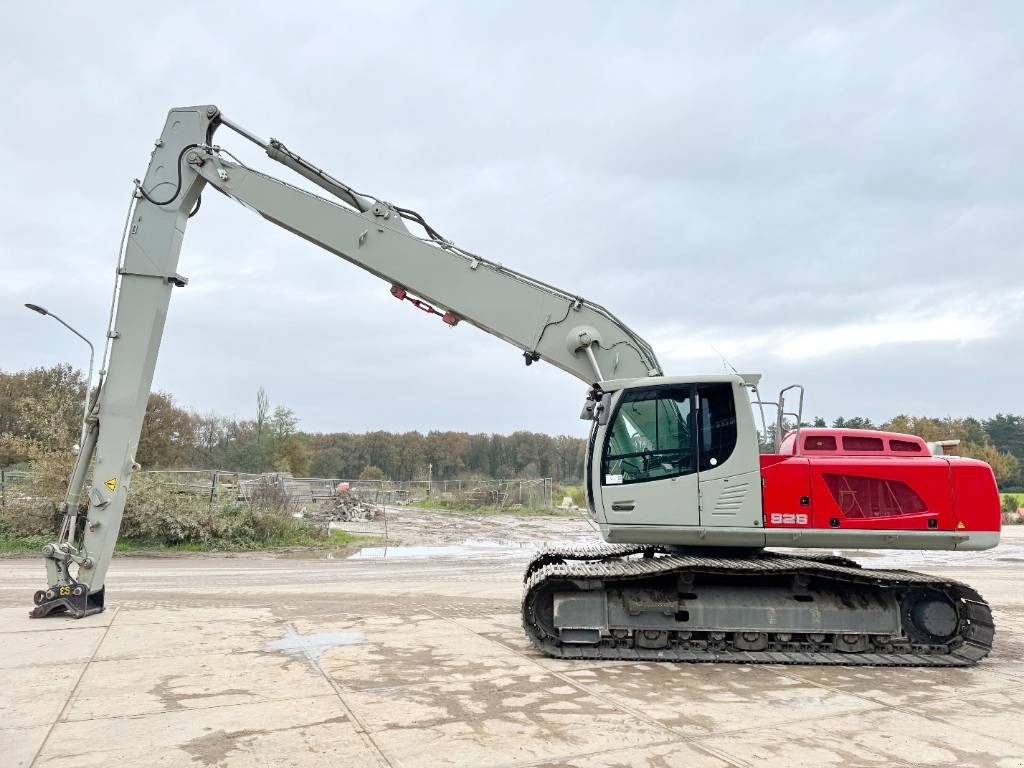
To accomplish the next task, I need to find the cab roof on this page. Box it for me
[600,373,758,392]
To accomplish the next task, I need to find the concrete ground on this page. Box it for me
[2,525,1024,768]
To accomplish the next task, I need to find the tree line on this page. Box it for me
[1,364,1021,487]
[813,415,1020,487]
[0,366,587,482]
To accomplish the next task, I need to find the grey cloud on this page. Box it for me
[1,1,1021,438]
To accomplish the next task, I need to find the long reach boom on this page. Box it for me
[33,104,660,616]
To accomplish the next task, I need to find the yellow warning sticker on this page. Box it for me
[104,477,117,492]
[956,521,966,530]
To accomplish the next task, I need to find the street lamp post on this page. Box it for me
[24,303,95,449]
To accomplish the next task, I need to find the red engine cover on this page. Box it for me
[761,429,1000,533]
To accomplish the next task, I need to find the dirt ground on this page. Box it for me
[329,505,598,549]
[333,506,1024,570]
[2,520,1023,767]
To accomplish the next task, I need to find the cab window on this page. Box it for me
[602,387,696,485]
[696,382,737,471]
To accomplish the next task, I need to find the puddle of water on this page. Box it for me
[265,628,365,660]
[349,541,525,560]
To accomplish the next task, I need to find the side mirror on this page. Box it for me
[579,392,614,423]
[579,399,596,420]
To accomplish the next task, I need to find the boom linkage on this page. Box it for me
[31,104,660,618]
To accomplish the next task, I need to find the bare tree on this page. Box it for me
[255,387,269,449]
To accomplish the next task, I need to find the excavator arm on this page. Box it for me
[31,104,660,617]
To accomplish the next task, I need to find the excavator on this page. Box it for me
[30,105,1000,666]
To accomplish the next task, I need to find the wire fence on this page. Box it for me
[370,478,555,508]
[0,469,34,509]
[3,468,558,542]
[137,472,557,540]
[134,471,555,508]
[2,466,557,508]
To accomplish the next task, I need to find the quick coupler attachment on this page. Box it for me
[30,582,105,619]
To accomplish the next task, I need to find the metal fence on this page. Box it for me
[3,469,555,542]
[3,467,556,508]
[0,469,34,508]
[136,470,302,503]
[376,478,555,508]
[134,471,555,509]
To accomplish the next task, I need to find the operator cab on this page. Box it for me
[583,375,763,545]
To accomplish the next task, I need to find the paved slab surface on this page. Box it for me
[2,533,1023,767]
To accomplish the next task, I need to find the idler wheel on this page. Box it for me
[901,588,958,643]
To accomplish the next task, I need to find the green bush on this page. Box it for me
[0,441,71,538]
[214,502,307,548]
[0,533,49,554]
[1,476,346,551]
[121,477,327,549]
[0,500,58,538]
[120,479,214,544]
[556,485,585,507]
[358,464,387,481]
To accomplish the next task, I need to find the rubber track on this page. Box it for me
[521,545,994,666]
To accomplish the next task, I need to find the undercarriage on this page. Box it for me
[522,545,994,666]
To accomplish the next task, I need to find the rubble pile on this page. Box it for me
[305,483,384,524]
[329,490,384,522]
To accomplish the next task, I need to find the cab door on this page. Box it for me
[599,385,700,526]
[695,381,763,528]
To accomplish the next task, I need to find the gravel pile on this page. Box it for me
[305,490,384,523]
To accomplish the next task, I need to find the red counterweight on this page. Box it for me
[761,428,1001,536]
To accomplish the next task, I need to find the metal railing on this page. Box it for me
[749,383,806,453]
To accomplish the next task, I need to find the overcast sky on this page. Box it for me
[1,3,1021,438]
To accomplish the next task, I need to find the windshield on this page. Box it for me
[602,387,695,484]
